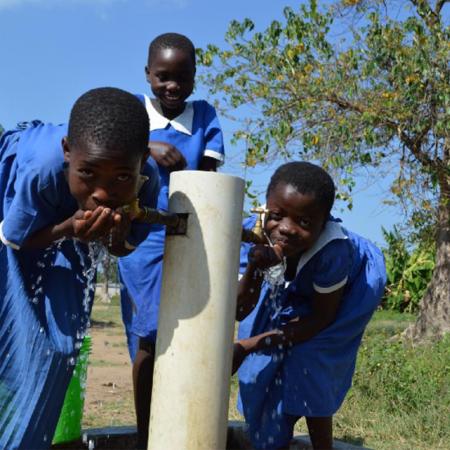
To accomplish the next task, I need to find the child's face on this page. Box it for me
[145,48,195,116]
[63,139,147,211]
[265,183,327,257]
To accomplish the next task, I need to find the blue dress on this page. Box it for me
[118,96,225,360]
[237,219,386,449]
[0,122,159,449]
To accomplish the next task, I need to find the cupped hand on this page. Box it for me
[149,141,187,172]
[72,207,115,242]
[248,243,283,270]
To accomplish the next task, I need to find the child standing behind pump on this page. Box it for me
[233,162,386,450]
[118,32,225,449]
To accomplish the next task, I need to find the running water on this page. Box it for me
[70,239,108,365]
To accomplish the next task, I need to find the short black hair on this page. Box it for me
[148,32,196,66]
[68,87,149,156]
[267,162,336,216]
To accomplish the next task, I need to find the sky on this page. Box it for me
[0,0,403,246]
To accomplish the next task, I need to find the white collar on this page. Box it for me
[295,220,348,276]
[143,94,194,135]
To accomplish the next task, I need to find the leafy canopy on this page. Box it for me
[198,0,449,218]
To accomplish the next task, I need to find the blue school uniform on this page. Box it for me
[237,218,386,450]
[0,122,159,450]
[118,96,225,360]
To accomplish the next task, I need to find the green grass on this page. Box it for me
[318,311,449,449]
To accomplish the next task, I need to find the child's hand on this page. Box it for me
[72,207,115,242]
[248,244,283,270]
[149,141,187,172]
[108,208,132,247]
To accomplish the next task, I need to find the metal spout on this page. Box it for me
[123,199,188,235]
[241,207,268,244]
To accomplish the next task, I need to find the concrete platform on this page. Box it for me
[51,422,371,449]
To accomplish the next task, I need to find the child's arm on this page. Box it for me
[198,156,217,172]
[233,287,344,374]
[236,244,283,321]
[22,207,117,250]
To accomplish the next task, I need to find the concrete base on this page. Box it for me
[51,422,371,450]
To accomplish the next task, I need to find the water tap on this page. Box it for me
[122,199,188,235]
[241,207,269,244]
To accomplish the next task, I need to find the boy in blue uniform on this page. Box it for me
[0,87,159,449]
[233,162,386,450]
[118,33,224,448]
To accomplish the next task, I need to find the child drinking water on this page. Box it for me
[118,32,225,448]
[0,87,159,449]
[234,162,386,450]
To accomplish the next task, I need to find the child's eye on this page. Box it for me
[298,218,311,228]
[268,212,282,221]
[78,169,93,178]
[117,174,132,182]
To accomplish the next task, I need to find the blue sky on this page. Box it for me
[0,0,402,246]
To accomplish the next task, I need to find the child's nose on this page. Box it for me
[166,81,179,92]
[92,187,113,207]
[278,219,296,236]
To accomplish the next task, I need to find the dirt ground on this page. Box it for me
[83,295,242,431]
[82,297,136,429]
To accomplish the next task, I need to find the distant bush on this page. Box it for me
[381,227,435,313]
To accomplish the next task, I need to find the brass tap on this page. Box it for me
[241,207,269,244]
[122,199,188,235]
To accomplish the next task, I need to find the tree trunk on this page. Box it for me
[403,186,450,342]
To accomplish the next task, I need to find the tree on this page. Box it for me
[198,0,449,341]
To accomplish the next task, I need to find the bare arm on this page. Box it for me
[236,244,283,321]
[232,287,344,374]
[22,208,115,250]
[198,156,218,172]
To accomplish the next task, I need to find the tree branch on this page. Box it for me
[435,0,448,15]
[410,0,440,27]
[323,93,438,171]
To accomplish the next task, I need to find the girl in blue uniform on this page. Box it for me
[118,33,224,448]
[0,87,159,450]
[233,162,386,450]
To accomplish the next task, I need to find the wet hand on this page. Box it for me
[149,141,187,172]
[72,207,115,242]
[248,244,283,270]
[108,208,132,247]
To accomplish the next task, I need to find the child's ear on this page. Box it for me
[62,137,71,163]
[145,66,151,83]
[140,149,150,169]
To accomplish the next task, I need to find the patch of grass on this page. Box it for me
[91,297,122,328]
[229,311,449,449]
[334,312,449,450]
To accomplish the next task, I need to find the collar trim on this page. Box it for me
[295,220,348,276]
[144,95,194,135]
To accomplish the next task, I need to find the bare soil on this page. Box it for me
[82,299,136,429]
